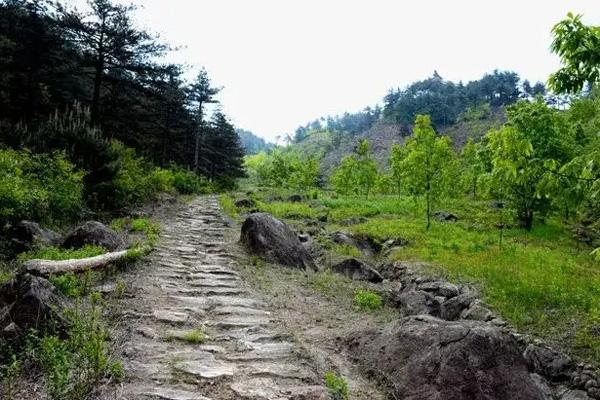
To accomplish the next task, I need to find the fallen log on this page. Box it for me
[24,249,131,276]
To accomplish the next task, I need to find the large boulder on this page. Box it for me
[11,221,62,252]
[331,258,383,283]
[241,213,317,271]
[0,274,70,337]
[396,290,440,316]
[346,315,547,400]
[62,221,124,251]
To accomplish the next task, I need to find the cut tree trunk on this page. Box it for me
[24,249,131,276]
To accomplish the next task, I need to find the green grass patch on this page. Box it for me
[165,329,206,344]
[219,194,239,219]
[331,243,362,258]
[324,371,349,400]
[308,270,354,300]
[18,245,106,262]
[257,201,318,219]
[354,289,383,311]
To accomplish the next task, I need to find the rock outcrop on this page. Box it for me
[0,274,70,338]
[62,221,124,251]
[241,213,317,271]
[11,220,62,252]
[331,258,383,283]
[346,315,547,400]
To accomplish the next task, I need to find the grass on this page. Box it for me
[354,289,383,311]
[111,217,160,245]
[165,329,206,344]
[240,188,600,363]
[309,270,355,300]
[17,245,106,262]
[324,371,349,400]
[219,194,239,219]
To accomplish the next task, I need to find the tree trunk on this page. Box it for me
[194,103,203,172]
[24,249,133,276]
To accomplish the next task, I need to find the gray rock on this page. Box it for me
[558,389,592,400]
[530,373,554,400]
[461,299,494,321]
[397,290,440,316]
[11,220,62,252]
[331,258,383,283]
[297,233,311,243]
[346,315,547,400]
[329,231,379,256]
[235,198,256,208]
[417,281,460,298]
[287,194,304,202]
[0,274,71,337]
[241,213,317,271]
[524,343,573,381]
[440,293,474,320]
[588,387,600,399]
[434,211,459,222]
[62,221,124,251]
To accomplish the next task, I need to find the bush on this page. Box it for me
[354,289,383,311]
[324,371,349,400]
[172,168,211,194]
[0,149,84,226]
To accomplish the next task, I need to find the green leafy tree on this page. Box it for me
[549,13,600,94]
[330,155,358,195]
[400,115,455,229]
[355,139,378,198]
[486,100,573,230]
[460,138,486,198]
[390,143,407,196]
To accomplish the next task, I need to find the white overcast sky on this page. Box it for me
[71,0,600,142]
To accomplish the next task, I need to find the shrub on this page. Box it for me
[354,289,383,311]
[324,371,349,400]
[0,149,84,226]
[172,168,211,194]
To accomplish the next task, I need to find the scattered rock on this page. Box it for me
[157,193,177,205]
[329,231,379,256]
[558,388,592,400]
[235,198,256,208]
[0,274,70,337]
[396,290,440,316]
[417,281,460,298]
[339,216,368,226]
[346,315,547,400]
[434,211,459,222]
[10,220,62,252]
[240,213,317,271]
[62,221,124,251]
[317,214,328,223]
[460,299,495,321]
[331,258,383,283]
[524,343,574,382]
[287,194,304,202]
[297,233,311,243]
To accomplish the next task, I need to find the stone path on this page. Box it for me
[113,197,327,400]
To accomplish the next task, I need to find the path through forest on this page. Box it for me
[104,197,328,400]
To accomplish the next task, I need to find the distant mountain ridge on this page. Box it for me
[237,129,274,155]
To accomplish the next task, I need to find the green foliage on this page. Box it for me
[354,290,383,311]
[487,100,572,230]
[32,295,117,400]
[324,371,349,400]
[1,355,21,400]
[331,139,379,197]
[245,149,320,192]
[0,149,84,226]
[18,245,105,262]
[172,167,211,194]
[218,194,239,219]
[166,329,206,344]
[398,115,456,229]
[50,273,85,298]
[549,13,600,94]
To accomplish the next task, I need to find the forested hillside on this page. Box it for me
[0,0,246,227]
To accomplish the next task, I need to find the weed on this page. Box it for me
[108,361,124,383]
[309,271,353,300]
[218,194,239,219]
[165,329,206,344]
[1,355,22,400]
[18,245,105,262]
[324,371,349,400]
[354,290,383,311]
[50,273,83,298]
[115,280,126,298]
